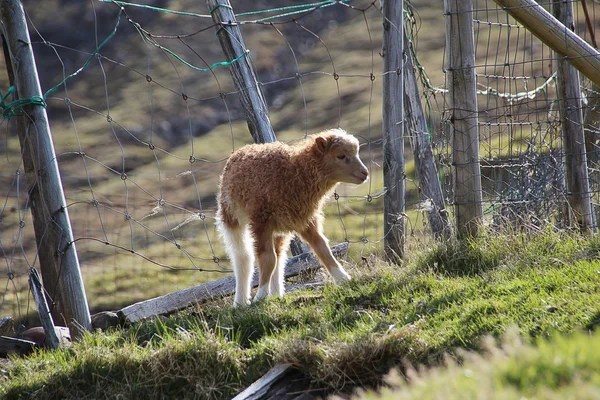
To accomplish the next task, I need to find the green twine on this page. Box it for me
[99,0,351,23]
[237,1,340,17]
[2,0,257,120]
[243,0,351,23]
[0,86,47,120]
[209,3,233,14]
[98,0,212,18]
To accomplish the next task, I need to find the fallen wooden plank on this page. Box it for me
[232,363,317,400]
[0,336,36,357]
[29,268,60,349]
[119,243,348,323]
[232,364,293,400]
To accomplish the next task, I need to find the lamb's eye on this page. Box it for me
[337,154,346,160]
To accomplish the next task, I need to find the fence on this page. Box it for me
[0,0,599,337]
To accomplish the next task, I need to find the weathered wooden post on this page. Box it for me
[29,268,60,349]
[207,0,309,255]
[382,0,405,261]
[403,29,452,239]
[0,0,91,337]
[551,0,594,232]
[493,0,600,87]
[445,0,483,237]
[206,0,276,144]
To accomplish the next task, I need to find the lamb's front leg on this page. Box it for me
[252,225,277,301]
[299,222,350,282]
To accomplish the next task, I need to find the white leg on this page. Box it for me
[270,234,291,297]
[219,223,254,307]
[254,285,270,302]
[270,251,287,297]
[330,264,351,282]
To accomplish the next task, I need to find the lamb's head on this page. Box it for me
[312,129,369,185]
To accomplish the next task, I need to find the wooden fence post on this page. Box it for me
[382,0,405,261]
[207,0,309,255]
[0,0,91,337]
[551,0,594,232]
[403,29,452,239]
[445,0,483,238]
[206,0,276,144]
[493,0,600,87]
[28,268,59,349]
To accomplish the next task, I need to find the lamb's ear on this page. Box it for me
[315,136,330,153]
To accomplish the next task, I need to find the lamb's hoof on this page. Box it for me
[331,268,351,283]
[233,298,251,308]
[253,286,270,302]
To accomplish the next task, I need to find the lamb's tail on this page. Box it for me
[216,204,254,307]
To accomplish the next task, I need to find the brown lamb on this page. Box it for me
[217,128,369,306]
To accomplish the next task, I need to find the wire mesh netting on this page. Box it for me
[0,0,395,326]
[1,0,599,329]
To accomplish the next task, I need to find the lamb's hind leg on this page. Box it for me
[218,209,254,307]
[252,224,277,302]
[271,233,292,297]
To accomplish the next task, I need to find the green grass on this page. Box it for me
[356,330,600,400]
[2,229,600,399]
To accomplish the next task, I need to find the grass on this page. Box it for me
[355,329,600,400]
[2,229,600,399]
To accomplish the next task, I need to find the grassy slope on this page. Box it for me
[356,330,600,400]
[1,230,600,399]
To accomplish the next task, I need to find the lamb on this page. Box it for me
[216,128,369,307]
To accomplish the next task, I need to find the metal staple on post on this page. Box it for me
[0,0,91,337]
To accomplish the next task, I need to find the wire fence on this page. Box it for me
[1,0,599,329]
[0,0,392,326]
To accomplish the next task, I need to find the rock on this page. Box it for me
[92,311,121,331]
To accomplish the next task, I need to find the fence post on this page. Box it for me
[445,0,483,238]
[382,0,405,261]
[0,0,91,336]
[206,0,276,144]
[207,0,309,255]
[29,268,59,349]
[492,0,600,87]
[403,29,452,239]
[551,0,594,233]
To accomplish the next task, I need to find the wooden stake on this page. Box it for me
[0,0,91,337]
[552,0,594,232]
[382,0,405,261]
[493,0,600,87]
[403,29,452,239]
[445,0,483,237]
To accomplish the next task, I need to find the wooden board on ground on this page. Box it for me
[119,243,348,323]
[232,364,317,400]
[0,336,36,357]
